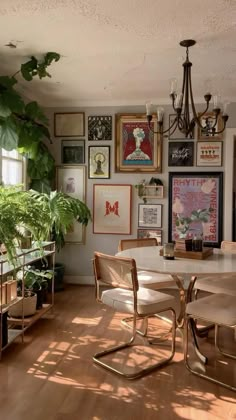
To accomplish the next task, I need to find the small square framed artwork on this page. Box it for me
[61,139,85,164]
[197,112,223,140]
[88,116,112,140]
[138,204,162,228]
[137,228,162,245]
[168,114,194,140]
[196,141,223,166]
[88,146,110,179]
[54,112,85,137]
[168,141,194,166]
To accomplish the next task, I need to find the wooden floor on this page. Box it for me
[0,285,235,420]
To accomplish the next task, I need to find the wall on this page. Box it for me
[44,106,236,284]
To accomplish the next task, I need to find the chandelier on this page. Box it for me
[146,39,229,138]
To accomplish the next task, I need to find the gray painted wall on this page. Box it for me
[44,105,236,282]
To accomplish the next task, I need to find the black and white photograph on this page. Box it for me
[168,141,194,166]
[61,139,85,164]
[88,116,112,140]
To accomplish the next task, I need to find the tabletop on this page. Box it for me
[116,246,236,276]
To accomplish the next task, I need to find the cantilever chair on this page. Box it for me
[184,293,236,391]
[93,251,177,379]
[118,238,175,290]
[194,241,236,298]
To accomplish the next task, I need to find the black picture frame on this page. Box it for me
[88,115,112,141]
[61,139,85,164]
[168,141,194,166]
[168,172,223,247]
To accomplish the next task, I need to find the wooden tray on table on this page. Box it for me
[160,247,213,260]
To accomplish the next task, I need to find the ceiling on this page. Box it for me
[0,0,236,108]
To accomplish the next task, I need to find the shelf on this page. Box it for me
[8,304,53,330]
[140,185,164,199]
[2,329,23,351]
[1,297,23,314]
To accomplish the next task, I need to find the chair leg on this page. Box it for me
[184,316,236,392]
[215,324,236,360]
[93,310,176,380]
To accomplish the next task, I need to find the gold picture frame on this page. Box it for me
[115,113,162,173]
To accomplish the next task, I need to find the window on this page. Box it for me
[1,149,25,186]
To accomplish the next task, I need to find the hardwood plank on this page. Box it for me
[0,285,234,420]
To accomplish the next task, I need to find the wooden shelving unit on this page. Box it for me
[0,242,55,357]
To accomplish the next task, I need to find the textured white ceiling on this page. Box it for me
[0,0,236,107]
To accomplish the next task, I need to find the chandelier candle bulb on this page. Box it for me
[157,107,164,122]
[146,101,152,116]
[170,78,177,94]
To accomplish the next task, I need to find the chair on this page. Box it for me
[194,241,236,296]
[118,238,175,290]
[184,293,236,391]
[93,251,177,379]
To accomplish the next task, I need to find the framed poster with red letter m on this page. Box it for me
[168,172,223,247]
[93,184,132,234]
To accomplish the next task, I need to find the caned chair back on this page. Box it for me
[93,252,139,292]
[221,241,236,253]
[118,237,158,252]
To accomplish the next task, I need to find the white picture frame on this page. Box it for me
[138,204,162,228]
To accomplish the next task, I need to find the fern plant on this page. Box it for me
[0,186,51,263]
[29,190,92,251]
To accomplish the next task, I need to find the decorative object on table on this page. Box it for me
[168,172,223,247]
[56,165,88,244]
[168,141,194,166]
[93,184,132,234]
[138,203,162,228]
[115,113,162,173]
[196,141,223,166]
[137,228,162,245]
[163,243,175,260]
[88,146,110,179]
[197,112,223,140]
[88,116,112,140]
[54,112,85,137]
[61,139,85,164]
[145,40,228,139]
[159,247,213,260]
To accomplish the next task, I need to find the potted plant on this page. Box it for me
[20,267,53,309]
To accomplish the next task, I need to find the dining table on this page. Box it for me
[116,245,236,362]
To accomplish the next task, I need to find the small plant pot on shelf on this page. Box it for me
[9,291,37,318]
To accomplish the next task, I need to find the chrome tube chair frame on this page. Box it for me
[93,252,177,380]
[184,293,236,392]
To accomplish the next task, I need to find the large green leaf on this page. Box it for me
[21,56,38,81]
[0,88,25,113]
[0,76,17,89]
[25,101,48,124]
[0,118,19,150]
[0,97,11,117]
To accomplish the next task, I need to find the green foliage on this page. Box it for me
[0,51,60,189]
[29,190,92,251]
[21,52,60,81]
[0,186,51,263]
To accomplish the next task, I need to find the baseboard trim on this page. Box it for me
[64,275,94,285]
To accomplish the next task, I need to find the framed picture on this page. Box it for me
[54,112,85,137]
[61,139,85,164]
[115,113,162,173]
[196,141,223,167]
[168,172,223,247]
[197,112,223,140]
[88,116,112,140]
[88,146,110,179]
[138,204,162,228]
[168,114,194,140]
[168,141,194,166]
[93,184,132,234]
[137,228,162,245]
[56,165,86,243]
